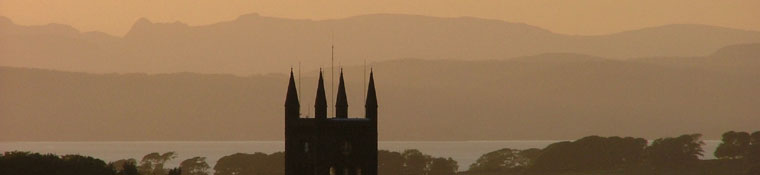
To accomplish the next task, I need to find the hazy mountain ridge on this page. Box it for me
[2,44,759,141]
[635,43,760,74]
[2,14,760,75]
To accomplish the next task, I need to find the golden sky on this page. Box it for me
[1,0,759,36]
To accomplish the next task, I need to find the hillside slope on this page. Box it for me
[1,44,759,141]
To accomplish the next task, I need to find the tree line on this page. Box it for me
[2,130,758,175]
[0,149,457,175]
[466,131,760,175]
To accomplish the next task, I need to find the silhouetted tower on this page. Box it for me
[284,69,378,175]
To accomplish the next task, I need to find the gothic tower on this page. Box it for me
[284,69,378,175]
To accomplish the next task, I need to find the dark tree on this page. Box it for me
[261,152,284,175]
[180,157,210,175]
[138,152,177,175]
[428,157,458,175]
[0,151,114,175]
[168,168,181,175]
[122,162,140,175]
[60,154,115,175]
[715,131,751,159]
[397,149,459,175]
[747,131,760,164]
[213,152,283,175]
[110,159,139,175]
[608,136,648,164]
[469,148,532,172]
[214,153,266,175]
[646,134,704,169]
[378,150,403,175]
[518,148,543,164]
[401,149,430,175]
[752,131,760,145]
[528,141,575,172]
[529,136,647,172]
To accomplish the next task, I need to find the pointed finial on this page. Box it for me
[336,68,348,118]
[315,70,328,119]
[365,70,377,120]
[285,69,299,107]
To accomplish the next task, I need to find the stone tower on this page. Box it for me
[285,69,378,175]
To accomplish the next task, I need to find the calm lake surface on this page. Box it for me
[0,141,720,171]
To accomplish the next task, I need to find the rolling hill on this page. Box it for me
[1,44,758,141]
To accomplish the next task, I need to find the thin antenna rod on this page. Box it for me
[362,58,367,103]
[298,61,302,117]
[331,34,334,118]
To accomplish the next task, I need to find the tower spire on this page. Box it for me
[315,69,328,119]
[285,69,300,120]
[365,69,377,120]
[286,68,299,106]
[336,68,348,118]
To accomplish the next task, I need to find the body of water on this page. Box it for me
[0,140,720,171]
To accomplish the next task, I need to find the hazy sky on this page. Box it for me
[1,0,759,36]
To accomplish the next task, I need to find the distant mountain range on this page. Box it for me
[2,13,760,75]
[2,43,758,141]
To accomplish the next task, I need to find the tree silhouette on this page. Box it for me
[0,151,114,175]
[428,157,457,175]
[469,148,534,172]
[394,149,459,175]
[138,152,177,175]
[378,150,403,175]
[646,134,704,169]
[180,157,209,175]
[401,149,430,175]
[122,162,139,175]
[261,152,284,175]
[110,159,139,175]
[518,148,542,164]
[716,131,751,159]
[529,136,647,172]
[213,152,283,175]
[752,131,760,145]
[746,131,760,164]
[167,168,181,175]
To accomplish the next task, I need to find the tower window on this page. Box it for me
[342,141,352,155]
[304,142,309,153]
